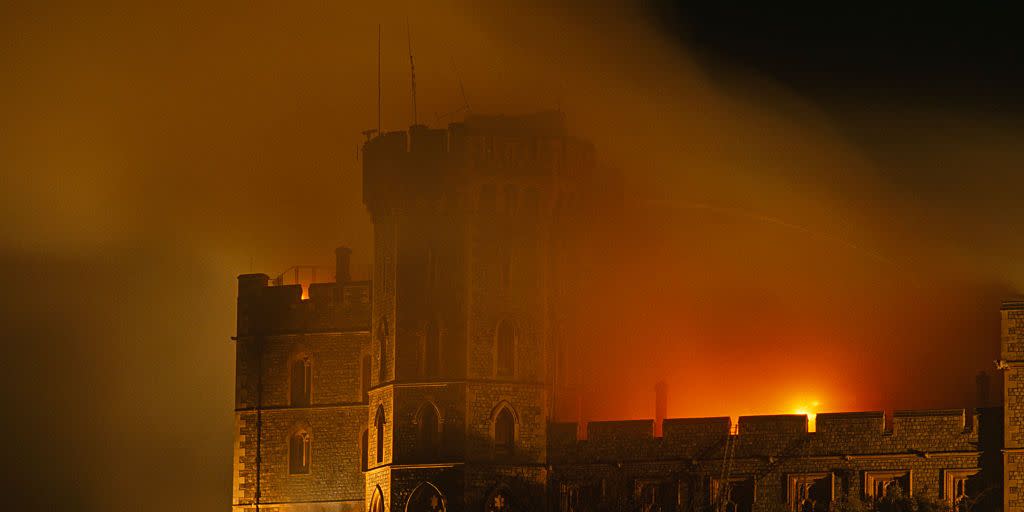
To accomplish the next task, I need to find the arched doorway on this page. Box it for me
[406,482,446,512]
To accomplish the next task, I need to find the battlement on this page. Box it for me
[547,408,984,463]
[235,248,371,336]
[362,112,595,214]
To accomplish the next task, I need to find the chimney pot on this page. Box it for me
[335,247,352,283]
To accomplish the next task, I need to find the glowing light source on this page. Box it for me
[794,399,821,432]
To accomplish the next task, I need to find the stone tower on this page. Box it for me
[231,252,373,511]
[1002,299,1024,512]
[361,112,593,512]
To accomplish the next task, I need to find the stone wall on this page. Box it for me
[548,408,1001,512]
[1003,301,1024,512]
[234,408,366,505]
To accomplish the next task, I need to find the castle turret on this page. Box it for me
[231,252,372,512]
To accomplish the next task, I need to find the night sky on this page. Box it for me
[2,3,1021,510]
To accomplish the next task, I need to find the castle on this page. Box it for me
[231,112,1024,512]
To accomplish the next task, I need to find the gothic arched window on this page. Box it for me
[417,404,440,458]
[424,321,440,377]
[494,406,516,457]
[496,320,516,378]
[290,357,311,407]
[375,405,386,464]
[288,430,311,474]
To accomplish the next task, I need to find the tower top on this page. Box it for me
[360,111,594,216]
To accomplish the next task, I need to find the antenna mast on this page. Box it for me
[407,18,418,125]
[377,24,382,135]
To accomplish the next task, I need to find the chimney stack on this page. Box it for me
[655,380,667,437]
[976,370,991,408]
[335,247,352,284]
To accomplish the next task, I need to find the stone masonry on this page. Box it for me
[231,113,1016,512]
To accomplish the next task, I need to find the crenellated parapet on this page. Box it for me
[236,274,371,337]
[548,409,984,464]
[361,111,595,217]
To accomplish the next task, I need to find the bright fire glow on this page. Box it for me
[793,400,821,432]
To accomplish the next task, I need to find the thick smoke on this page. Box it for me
[1,2,1021,510]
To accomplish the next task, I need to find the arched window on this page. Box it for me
[369,486,385,512]
[377,318,389,382]
[375,405,386,464]
[496,320,516,378]
[360,429,369,472]
[288,430,310,474]
[361,354,372,402]
[423,321,440,377]
[417,404,440,458]
[407,482,447,512]
[494,406,516,456]
[290,357,311,407]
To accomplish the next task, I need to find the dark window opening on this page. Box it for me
[417,405,440,459]
[360,430,369,472]
[289,431,310,474]
[290,358,311,407]
[494,407,515,456]
[375,406,386,464]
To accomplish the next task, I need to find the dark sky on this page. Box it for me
[1,3,1021,511]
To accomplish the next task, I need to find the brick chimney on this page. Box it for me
[335,246,352,284]
[655,380,667,437]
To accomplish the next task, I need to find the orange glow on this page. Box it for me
[793,399,821,432]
